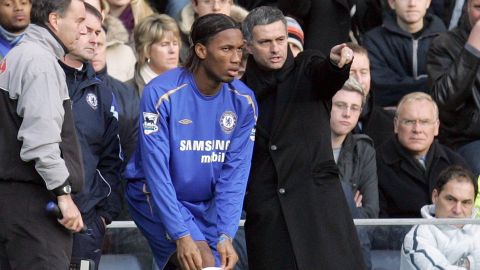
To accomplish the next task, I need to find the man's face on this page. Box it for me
[330,89,363,137]
[394,99,439,158]
[468,0,480,27]
[246,20,288,71]
[148,31,179,74]
[0,0,31,34]
[388,0,431,28]
[71,12,102,62]
[55,0,87,52]
[350,53,371,96]
[192,0,232,17]
[432,179,475,220]
[199,28,243,83]
[92,28,106,72]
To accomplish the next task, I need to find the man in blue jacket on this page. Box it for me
[125,13,257,270]
[60,3,122,269]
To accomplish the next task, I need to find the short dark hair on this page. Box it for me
[242,6,286,43]
[31,0,75,25]
[184,13,240,73]
[84,2,102,22]
[434,165,478,201]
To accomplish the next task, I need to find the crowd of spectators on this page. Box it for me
[1,0,480,269]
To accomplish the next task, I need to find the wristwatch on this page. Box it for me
[53,183,72,196]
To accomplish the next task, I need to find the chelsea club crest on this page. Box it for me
[220,111,237,134]
[86,93,98,110]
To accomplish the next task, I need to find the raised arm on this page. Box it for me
[427,21,480,111]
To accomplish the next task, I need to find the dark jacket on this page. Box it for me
[278,0,353,56]
[97,67,139,163]
[242,49,366,270]
[376,136,468,218]
[427,20,480,149]
[60,62,122,224]
[363,11,446,107]
[354,92,395,148]
[337,133,379,218]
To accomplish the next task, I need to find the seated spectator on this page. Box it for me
[286,16,303,58]
[427,0,480,176]
[347,42,394,148]
[131,13,180,96]
[331,77,379,219]
[331,77,378,270]
[177,0,248,62]
[377,92,469,218]
[0,0,31,59]
[106,0,154,38]
[400,165,480,270]
[363,0,446,108]
[85,0,137,82]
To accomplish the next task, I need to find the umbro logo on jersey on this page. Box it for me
[179,119,192,125]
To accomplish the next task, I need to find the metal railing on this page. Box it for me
[107,218,480,229]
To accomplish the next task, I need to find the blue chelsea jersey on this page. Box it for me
[126,67,257,240]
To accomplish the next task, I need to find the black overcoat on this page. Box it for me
[242,50,366,270]
[377,137,469,218]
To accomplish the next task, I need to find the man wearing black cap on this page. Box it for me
[124,13,257,270]
[0,0,86,269]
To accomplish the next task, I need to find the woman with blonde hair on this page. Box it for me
[131,13,181,96]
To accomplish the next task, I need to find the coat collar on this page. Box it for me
[381,136,449,169]
[24,24,66,60]
[243,47,295,100]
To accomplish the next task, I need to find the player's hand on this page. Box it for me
[217,234,238,270]
[176,235,202,270]
[57,194,84,232]
[330,43,353,69]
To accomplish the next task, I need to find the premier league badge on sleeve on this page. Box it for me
[143,112,159,135]
[220,111,237,134]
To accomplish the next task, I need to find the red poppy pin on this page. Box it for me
[0,59,6,74]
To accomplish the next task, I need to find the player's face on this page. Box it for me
[200,28,244,83]
[0,0,31,34]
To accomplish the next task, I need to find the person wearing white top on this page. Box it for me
[401,165,480,270]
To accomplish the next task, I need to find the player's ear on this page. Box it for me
[195,43,207,60]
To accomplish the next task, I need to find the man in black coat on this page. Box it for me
[241,6,366,270]
[377,92,469,218]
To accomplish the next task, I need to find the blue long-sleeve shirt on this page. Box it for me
[126,67,257,241]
